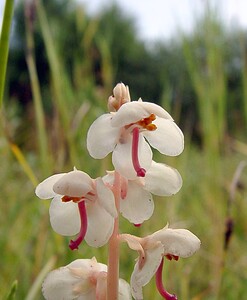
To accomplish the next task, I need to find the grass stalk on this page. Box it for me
[24,2,52,175]
[10,143,39,187]
[0,0,15,107]
[35,0,79,166]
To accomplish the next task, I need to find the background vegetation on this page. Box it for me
[1,0,247,299]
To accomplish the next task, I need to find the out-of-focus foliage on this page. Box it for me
[7,0,247,146]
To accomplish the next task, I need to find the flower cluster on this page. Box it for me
[35,83,200,299]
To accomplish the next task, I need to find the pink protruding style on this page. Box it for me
[132,127,146,177]
[69,201,88,250]
[155,257,178,300]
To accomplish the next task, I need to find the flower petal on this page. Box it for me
[42,258,105,300]
[87,113,120,159]
[85,202,114,247]
[120,181,154,224]
[49,196,80,236]
[95,272,107,299]
[35,173,66,199]
[119,278,132,300]
[111,101,173,128]
[42,266,95,300]
[112,135,152,180]
[130,243,164,300]
[68,257,107,273]
[120,234,144,256]
[151,227,201,258]
[95,177,117,218]
[53,170,93,197]
[144,161,182,196]
[143,117,184,156]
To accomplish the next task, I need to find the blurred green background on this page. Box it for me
[0,0,247,299]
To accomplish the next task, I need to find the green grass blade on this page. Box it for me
[5,280,18,300]
[0,0,15,107]
[24,2,52,175]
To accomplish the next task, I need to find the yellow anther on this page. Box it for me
[62,195,82,203]
[137,114,157,131]
[146,124,157,131]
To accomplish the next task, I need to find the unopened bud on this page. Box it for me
[107,83,131,112]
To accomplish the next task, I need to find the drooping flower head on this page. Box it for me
[35,168,117,250]
[121,225,201,300]
[87,83,184,179]
[42,257,131,300]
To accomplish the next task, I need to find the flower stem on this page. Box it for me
[132,127,146,177]
[69,201,87,250]
[155,258,178,300]
[107,171,121,299]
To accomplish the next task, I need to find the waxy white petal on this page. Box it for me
[151,227,201,258]
[42,258,107,300]
[85,202,114,247]
[138,101,173,120]
[120,181,154,224]
[53,170,93,197]
[87,113,120,159]
[143,117,184,156]
[120,234,144,258]
[42,266,88,300]
[130,243,164,300]
[95,177,117,218]
[112,135,152,180]
[144,161,182,196]
[35,173,66,199]
[43,258,131,300]
[119,278,132,300]
[111,101,172,128]
[49,196,80,236]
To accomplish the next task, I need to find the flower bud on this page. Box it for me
[108,83,131,112]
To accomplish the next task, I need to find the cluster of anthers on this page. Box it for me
[36,83,201,300]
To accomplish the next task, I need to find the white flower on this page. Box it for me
[103,161,182,224]
[42,257,132,300]
[120,225,201,300]
[87,98,184,179]
[35,168,117,249]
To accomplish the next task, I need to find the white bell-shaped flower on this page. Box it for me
[35,169,117,249]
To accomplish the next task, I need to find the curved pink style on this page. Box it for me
[69,201,88,250]
[155,257,178,300]
[132,127,146,177]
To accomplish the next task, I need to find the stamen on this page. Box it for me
[132,127,146,177]
[69,201,88,250]
[155,258,178,300]
[165,254,179,261]
[62,195,82,203]
[137,113,157,131]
